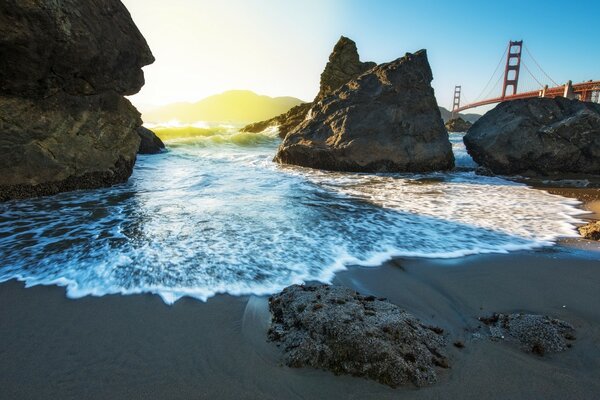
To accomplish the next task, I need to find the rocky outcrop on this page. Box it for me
[241,37,375,138]
[463,98,600,176]
[274,50,454,172]
[0,0,154,201]
[241,103,311,138]
[578,221,600,240]
[268,284,448,388]
[137,127,165,154]
[445,117,472,132]
[479,313,576,356]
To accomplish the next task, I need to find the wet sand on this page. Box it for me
[0,246,599,400]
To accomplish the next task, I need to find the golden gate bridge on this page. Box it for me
[451,40,600,118]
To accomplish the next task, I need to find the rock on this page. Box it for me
[241,103,312,138]
[445,117,472,132]
[463,98,600,176]
[241,36,374,138]
[274,50,454,172]
[578,221,600,240]
[0,0,154,201]
[479,313,576,356]
[316,36,376,100]
[268,284,448,388]
[137,127,165,154]
[0,0,154,97]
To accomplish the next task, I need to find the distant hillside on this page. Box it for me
[438,107,481,123]
[143,90,304,124]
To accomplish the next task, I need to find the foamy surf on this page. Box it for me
[0,129,587,304]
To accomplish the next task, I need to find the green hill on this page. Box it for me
[142,90,305,124]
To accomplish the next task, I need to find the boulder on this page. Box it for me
[0,0,154,201]
[463,98,600,175]
[274,50,454,172]
[578,221,600,240]
[137,127,165,154]
[241,36,374,138]
[479,313,576,356]
[268,284,448,388]
[0,0,154,97]
[445,117,472,132]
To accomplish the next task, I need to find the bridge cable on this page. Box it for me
[522,62,545,89]
[473,45,508,102]
[523,44,559,87]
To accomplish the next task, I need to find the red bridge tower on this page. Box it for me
[501,40,523,98]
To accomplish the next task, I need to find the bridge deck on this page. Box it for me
[455,80,600,113]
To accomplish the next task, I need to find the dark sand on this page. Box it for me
[1,247,599,400]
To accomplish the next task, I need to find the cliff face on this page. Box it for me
[0,0,154,201]
[241,36,374,138]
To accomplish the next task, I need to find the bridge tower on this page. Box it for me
[501,40,523,98]
[451,85,461,119]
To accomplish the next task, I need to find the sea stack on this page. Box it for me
[241,36,375,138]
[274,50,454,172]
[464,97,600,176]
[0,0,154,201]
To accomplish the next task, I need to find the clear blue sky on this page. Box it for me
[125,0,600,113]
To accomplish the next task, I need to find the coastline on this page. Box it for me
[0,181,598,399]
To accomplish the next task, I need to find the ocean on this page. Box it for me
[0,125,586,303]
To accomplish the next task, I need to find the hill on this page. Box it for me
[438,107,481,123]
[143,90,305,124]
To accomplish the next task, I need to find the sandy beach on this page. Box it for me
[1,242,598,399]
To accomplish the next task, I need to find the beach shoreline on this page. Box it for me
[0,181,599,399]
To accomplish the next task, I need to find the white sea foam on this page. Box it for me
[0,131,587,303]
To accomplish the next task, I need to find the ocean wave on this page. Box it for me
[0,133,588,304]
[150,123,280,147]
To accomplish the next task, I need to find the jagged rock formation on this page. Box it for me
[315,36,376,100]
[274,50,454,172]
[463,98,600,176]
[445,117,472,132]
[578,221,600,240]
[479,313,576,356]
[268,285,448,388]
[137,127,165,154]
[241,36,375,138]
[0,0,154,201]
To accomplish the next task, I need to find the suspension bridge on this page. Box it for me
[451,40,600,118]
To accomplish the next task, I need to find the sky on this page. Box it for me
[122,0,600,113]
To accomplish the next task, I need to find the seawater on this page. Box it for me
[0,126,586,303]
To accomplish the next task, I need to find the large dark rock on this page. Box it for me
[0,0,154,201]
[445,117,472,132]
[274,50,454,172]
[241,36,374,138]
[464,98,600,175]
[268,284,448,388]
[0,0,154,97]
[137,127,165,155]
